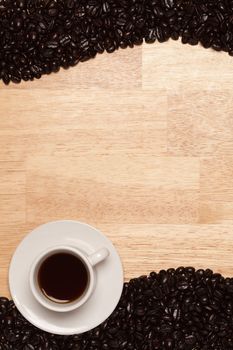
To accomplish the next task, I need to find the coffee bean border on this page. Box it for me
[1,267,233,349]
[0,0,231,84]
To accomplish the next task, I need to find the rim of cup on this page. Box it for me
[29,245,95,313]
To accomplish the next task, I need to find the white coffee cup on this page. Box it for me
[29,245,109,312]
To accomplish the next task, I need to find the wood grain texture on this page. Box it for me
[1,40,233,298]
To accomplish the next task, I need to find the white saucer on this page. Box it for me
[9,220,124,335]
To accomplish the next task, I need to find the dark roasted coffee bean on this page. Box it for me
[46,41,59,49]
[145,29,157,43]
[177,280,189,291]
[16,0,25,9]
[10,75,21,84]
[171,31,179,40]
[13,17,23,31]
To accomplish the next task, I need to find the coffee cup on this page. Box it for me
[29,245,109,312]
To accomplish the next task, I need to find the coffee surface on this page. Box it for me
[38,252,89,303]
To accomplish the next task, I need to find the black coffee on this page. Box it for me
[38,253,89,303]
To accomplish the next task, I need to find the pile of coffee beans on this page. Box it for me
[2,267,233,349]
[0,0,233,84]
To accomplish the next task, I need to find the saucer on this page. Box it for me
[9,220,124,335]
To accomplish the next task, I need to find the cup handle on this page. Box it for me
[88,248,109,266]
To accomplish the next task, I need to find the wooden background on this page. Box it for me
[1,40,233,298]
